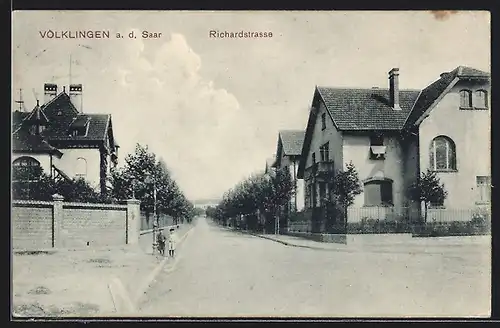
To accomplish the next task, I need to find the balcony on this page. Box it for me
[305,161,335,180]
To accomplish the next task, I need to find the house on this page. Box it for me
[272,130,306,213]
[297,66,490,224]
[12,83,119,194]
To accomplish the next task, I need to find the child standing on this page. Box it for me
[157,229,166,256]
[168,227,177,257]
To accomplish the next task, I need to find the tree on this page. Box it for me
[109,143,195,224]
[211,167,294,233]
[323,161,362,232]
[12,169,105,203]
[409,169,448,223]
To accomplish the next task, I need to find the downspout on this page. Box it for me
[50,154,53,178]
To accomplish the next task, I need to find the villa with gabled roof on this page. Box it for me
[297,66,490,224]
[12,83,119,194]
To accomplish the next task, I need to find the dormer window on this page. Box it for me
[69,116,90,137]
[369,133,386,160]
[459,90,472,108]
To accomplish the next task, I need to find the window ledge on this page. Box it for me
[459,106,489,111]
[431,169,458,173]
[362,204,394,208]
[475,201,491,205]
[429,206,446,209]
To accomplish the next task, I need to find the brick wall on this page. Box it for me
[12,201,54,249]
[61,203,127,248]
[140,211,174,231]
[11,195,141,250]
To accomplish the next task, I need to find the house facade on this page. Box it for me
[297,66,490,224]
[12,83,119,194]
[272,130,306,213]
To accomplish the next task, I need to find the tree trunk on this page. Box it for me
[424,202,428,224]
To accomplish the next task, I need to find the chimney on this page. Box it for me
[44,83,57,104]
[69,84,83,112]
[388,68,401,110]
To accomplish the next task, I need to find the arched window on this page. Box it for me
[363,178,393,206]
[474,90,488,108]
[459,90,472,108]
[75,157,87,179]
[430,136,456,171]
[12,156,41,181]
[13,156,41,167]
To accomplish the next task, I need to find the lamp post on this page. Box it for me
[145,173,158,255]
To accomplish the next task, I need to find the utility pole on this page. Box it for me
[15,89,25,111]
[152,178,158,255]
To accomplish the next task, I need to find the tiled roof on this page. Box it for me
[279,130,305,156]
[12,111,29,131]
[13,92,111,143]
[12,131,62,156]
[317,87,420,131]
[404,66,490,128]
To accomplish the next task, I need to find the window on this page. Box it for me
[319,142,330,162]
[476,176,491,203]
[474,90,488,109]
[306,184,313,208]
[12,156,42,182]
[75,157,87,179]
[370,134,384,146]
[430,136,456,171]
[312,152,316,164]
[319,182,326,205]
[460,90,472,108]
[321,113,326,130]
[369,133,386,160]
[310,183,317,208]
[364,179,393,206]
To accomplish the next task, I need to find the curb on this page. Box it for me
[133,224,194,305]
[220,226,360,253]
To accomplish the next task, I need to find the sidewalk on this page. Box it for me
[228,228,491,256]
[12,223,194,318]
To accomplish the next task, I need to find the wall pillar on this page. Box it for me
[126,198,141,245]
[52,193,64,248]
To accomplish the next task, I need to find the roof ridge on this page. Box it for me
[317,86,421,91]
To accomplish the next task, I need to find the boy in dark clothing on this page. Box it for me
[157,230,166,256]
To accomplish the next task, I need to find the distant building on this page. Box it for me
[193,199,220,210]
[12,83,119,194]
[273,130,306,212]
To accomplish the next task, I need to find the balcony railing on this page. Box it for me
[305,161,335,180]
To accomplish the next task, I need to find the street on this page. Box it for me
[138,217,490,318]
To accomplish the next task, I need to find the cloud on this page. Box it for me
[105,32,260,199]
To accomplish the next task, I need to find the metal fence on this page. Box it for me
[347,206,491,223]
[286,205,491,235]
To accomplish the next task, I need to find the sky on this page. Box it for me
[12,10,490,201]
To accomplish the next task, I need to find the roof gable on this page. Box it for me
[279,130,305,156]
[298,88,323,178]
[404,66,490,129]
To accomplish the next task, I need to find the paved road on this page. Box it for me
[138,217,490,318]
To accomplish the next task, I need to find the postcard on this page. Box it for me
[11,10,491,319]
